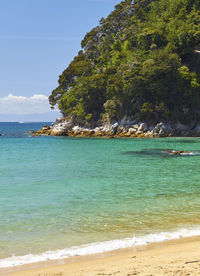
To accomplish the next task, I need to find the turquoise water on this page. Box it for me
[1,123,200,265]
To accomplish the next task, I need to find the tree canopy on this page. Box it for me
[49,0,200,125]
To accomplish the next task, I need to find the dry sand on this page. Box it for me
[2,236,200,276]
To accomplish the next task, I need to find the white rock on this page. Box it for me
[128,128,137,134]
[111,122,119,130]
[132,124,139,129]
[153,122,166,135]
[94,127,101,133]
[138,123,147,132]
[72,126,82,132]
[51,121,70,134]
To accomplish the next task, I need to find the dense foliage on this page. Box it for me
[49,0,200,125]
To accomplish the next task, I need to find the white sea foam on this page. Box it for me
[1,228,200,268]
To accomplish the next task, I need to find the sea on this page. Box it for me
[0,122,200,268]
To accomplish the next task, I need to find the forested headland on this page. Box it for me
[49,0,200,130]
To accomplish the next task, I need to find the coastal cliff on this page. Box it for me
[31,0,200,137]
[47,0,200,131]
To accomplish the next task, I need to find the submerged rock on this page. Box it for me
[165,150,192,156]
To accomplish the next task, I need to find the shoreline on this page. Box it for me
[3,235,200,276]
[30,118,200,138]
[2,227,200,270]
[2,227,200,274]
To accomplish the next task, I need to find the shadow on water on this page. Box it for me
[123,149,200,158]
[160,138,200,144]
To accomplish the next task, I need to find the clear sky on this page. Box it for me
[0,0,120,121]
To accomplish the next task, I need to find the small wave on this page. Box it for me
[1,228,200,268]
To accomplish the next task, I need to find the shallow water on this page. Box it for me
[0,122,200,266]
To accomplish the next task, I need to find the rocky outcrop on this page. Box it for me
[165,150,193,156]
[194,124,200,135]
[30,117,200,138]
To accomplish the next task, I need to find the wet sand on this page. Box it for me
[2,235,200,276]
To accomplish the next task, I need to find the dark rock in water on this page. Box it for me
[124,148,198,158]
[165,150,192,156]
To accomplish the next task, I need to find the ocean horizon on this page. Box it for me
[1,122,200,268]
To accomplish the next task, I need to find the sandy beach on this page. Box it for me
[2,236,200,276]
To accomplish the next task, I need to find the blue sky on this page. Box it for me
[0,0,120,121]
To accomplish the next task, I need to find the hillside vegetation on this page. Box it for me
[49,0,200,126]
